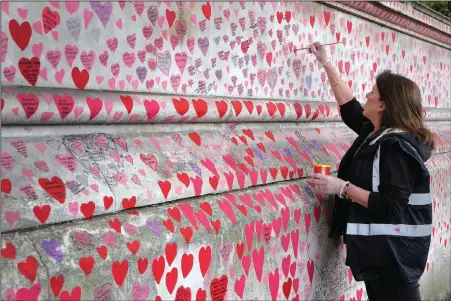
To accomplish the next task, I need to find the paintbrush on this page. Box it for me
[294,41,342,53]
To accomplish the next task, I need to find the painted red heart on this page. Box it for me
[163,219,175,233]
[158,180,172,199]
[282,277,292,299]
[181,253,194,278]
[137,257,148,274]
[38,176,66,204]
[126,240,140,255]
[196,288,207,301]
[285,11,291,23]
[1,178,12,194]
[210,275,228,301]
[209,176,219,190]
[189,132,202,146]
[180,226,193,244]
[71,67,89,89]
[200,202,212,216]
[33,205,51,223]
[165,9,176,28]
[1,242,16,259]
[120,95,133,114]
[78,256,95,276]
[231,100,242,116]
[152,256,165,284]
[112,260,128,287]
[165,243,177,266]
[18,255,38,282]
[193,98,208,118]
[9,19,32,51]
[176,286,192,301]
[60,286,81,301]
[80,201,95,219]
[215,100,228,118]
[199,246,211,277]
[50,275,64,297]
[96,246,108,260]
[173,97,190,116]
[109,218,121,233]
[202,2,211,20]
[177,173,190,187]
[236,243,244,260]
[18,57,41,86]
[276,11,283,24]
[166,267,178,294]
[122,196,136,209]
[103,196,114,210]
[167,207,182,222]
[211,219,221,234]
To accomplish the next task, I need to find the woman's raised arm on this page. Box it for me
[310,42,370,134]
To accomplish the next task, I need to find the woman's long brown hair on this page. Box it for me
[376,70,435,149]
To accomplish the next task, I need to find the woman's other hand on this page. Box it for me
[312,173,346,196]
[310,42,331,68]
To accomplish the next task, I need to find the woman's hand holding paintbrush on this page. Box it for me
[308,41,333,68]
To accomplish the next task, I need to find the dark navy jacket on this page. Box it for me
[330,99,432,282]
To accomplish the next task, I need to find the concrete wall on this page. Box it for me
[1,1,450,300]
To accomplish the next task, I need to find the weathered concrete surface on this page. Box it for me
[2,120,450,231]
[2,153,450,300]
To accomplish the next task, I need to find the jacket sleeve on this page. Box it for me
[339,98,371,134]
[367,140,419,222]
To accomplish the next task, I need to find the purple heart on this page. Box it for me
[41,240,63,263]
[90,1,113,28]
[146,218,161,237]
[306,74,313,90]
[136,67,147,83]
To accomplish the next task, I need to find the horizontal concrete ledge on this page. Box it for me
[2,86,450,125]
[326,2,451,49]
[2,119,450,232]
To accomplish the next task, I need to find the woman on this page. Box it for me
[309,42,434,301]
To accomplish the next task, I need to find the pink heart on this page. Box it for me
[1,1,10,15]
[96,76,104,84]
[83,8,94,29]
[4,211,20,228]
[34,143,47,154]
[40,112,54,122]
[32,43,43,58]
[90,184,99,192]
[108,77,116,89]
[22,168,34,178]
[39,68,48,80]
[52,31,59,41]
[113,173,128,185]
[104,99,114,115]
[74,106,84,118]
[68,202,79,216]
[113,112,123,121]
[124,223,137,235]
[55,69,65,84]
[17,8,28,19]
[116,18,122,29]
[129,113,139,122]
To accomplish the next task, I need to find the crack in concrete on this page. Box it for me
[24,232,51,299]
